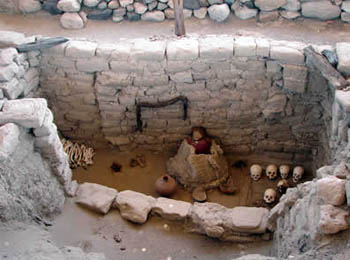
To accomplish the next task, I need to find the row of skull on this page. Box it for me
[250,164,304,183]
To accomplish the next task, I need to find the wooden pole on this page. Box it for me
[173,0,185,36]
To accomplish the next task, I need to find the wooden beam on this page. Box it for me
[173,0,185,36]
[304,46,349,90]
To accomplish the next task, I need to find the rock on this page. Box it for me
[157,2,168,10]
[231,207,269,232]
[114,190,156,223]
[113,8,127,22]
[317,176,346,206]
[194,7,207,18]
[263,94,287,117]
[0,31,30,48]
[316,165,334,178]
[234,6,258,20]
[208,4,230,22]
[152,197,192,220]
[87,9,113,20]
[301,1,341,20]
[0,0,19,13]
[0,98,47,128]
[127,11,141,20]
[255,0,287,11]
[0,48,17,66]
[143,0,155,4]
[60,12,85,30]
[148,1,158,10]
[208,0,223,4]
[334,162,350,179]
[108,0,120,9]
[342,1,350,12]
[184,0,201,9]
[98,1,107,9]
[164,8,175,18]
[337,42,350,76]
[0,123,20,161]
[235,255,277,260]
[259,10,279,23]
[134,2,147,14]
[43,0,64,15]
[341,12,350,23]
[83,0,102,8]
[57,0,81,12]
[141,11,165,21]
[319,204,349,234]
[18,0,42,13]
[75,183,118,214]
[281,0,300,11]
[280,10,300,20]
[119,0,134,7]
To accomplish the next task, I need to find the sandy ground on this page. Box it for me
[0,11,350,45]
[48,199,272,260]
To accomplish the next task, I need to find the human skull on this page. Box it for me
[277,179,289,194]
[293,166,304,183]
[250,164,263,181]
[264,188,277,204]
[266,164,278,180]
[279,165,290,179]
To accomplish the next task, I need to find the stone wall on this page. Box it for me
[1,0,350,29]
[39,36,333,170]
[267,86,350,258]
[0,99,71,223]
[0,31,41,100]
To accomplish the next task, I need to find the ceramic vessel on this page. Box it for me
[155,174,177,197]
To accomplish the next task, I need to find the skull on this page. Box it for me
[277,179,289,194]
[279,165,290,179]
[264,188,277,204]
[250,164,263,181]
[293,166,304,183]
[266,164,278,180]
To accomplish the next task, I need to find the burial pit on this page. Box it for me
[1,3,350,259]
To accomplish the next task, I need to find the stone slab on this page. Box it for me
[0,98,47,128]
[114,190,156,223]
[231,207,269,231]
[167,38,199,61]
[152,197,192,220]
[130,39,166,61]
[75,183,118,214]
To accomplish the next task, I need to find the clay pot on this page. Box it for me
[155,174,177,197]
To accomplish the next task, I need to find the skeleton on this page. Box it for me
[250,164,263,181]
[266,164,278,180]
[279,165,290,179]
[293,166,304,183]
[264,188,277,204]
[62,139,95,169]
[277,179,289,194]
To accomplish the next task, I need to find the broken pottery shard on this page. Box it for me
[114,190,155,224]
[152,197,192,221]
[319,204,349,234]
[75,183,118,214]
[0,98,47,128]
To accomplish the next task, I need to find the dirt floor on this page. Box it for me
[72,149,308,208]
[49,199,272,260]
[0,11,350,45]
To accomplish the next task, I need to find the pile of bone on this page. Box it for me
[250,164,304,205]
[62,138,95,169]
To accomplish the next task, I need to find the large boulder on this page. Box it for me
[75,183,118,214]
[114,190,156,223]
[208,3,230,22]
[319,204,349,234]
[301,1,341,20]
[317,176,346,206]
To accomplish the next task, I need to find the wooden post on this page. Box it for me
[173,0,185,36]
